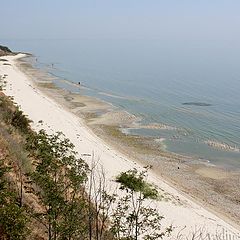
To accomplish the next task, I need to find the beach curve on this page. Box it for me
[0,53,239,237]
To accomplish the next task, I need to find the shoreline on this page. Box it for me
[20,55,240,229]
[21,55,240,165]
[1,53,240,236]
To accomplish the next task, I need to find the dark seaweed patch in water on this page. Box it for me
[182,102,212,107]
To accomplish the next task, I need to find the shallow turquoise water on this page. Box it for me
[3,39,240,168]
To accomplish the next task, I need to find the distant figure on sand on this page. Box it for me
[78,82,81,85]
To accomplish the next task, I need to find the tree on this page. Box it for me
[111,168,172,240]
[26,130,89,240]
[86,157,116,240]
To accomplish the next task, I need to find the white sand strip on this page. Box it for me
[1,54,239,238]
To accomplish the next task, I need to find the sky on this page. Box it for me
[1,0,240,42]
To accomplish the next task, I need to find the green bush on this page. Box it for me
[116,168,158,199]
[11,108,31,134]
[112,168,172,239]
[27,130,90,239]
[0,95,31,134]
[0,96,31,133]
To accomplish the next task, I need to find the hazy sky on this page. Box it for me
[1,0,240,42]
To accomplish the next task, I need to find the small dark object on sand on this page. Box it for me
[78,82,81,85]
[182,102,212,107]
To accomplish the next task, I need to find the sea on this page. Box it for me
[2,39,240,169]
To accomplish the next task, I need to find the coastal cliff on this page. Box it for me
[0,45,13,56]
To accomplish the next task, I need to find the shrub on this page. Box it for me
[11,108,31,134]
[116,168,158,199]
[112,168,172,240]
[27,130,90,239]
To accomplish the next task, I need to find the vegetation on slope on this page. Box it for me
[0,82,169,240]
[0,45,13,57]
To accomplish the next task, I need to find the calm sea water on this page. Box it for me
[3,39,240,168]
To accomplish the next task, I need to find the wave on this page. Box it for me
[204,140,240,152]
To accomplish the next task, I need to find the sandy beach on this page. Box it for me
[1,53,240,238]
